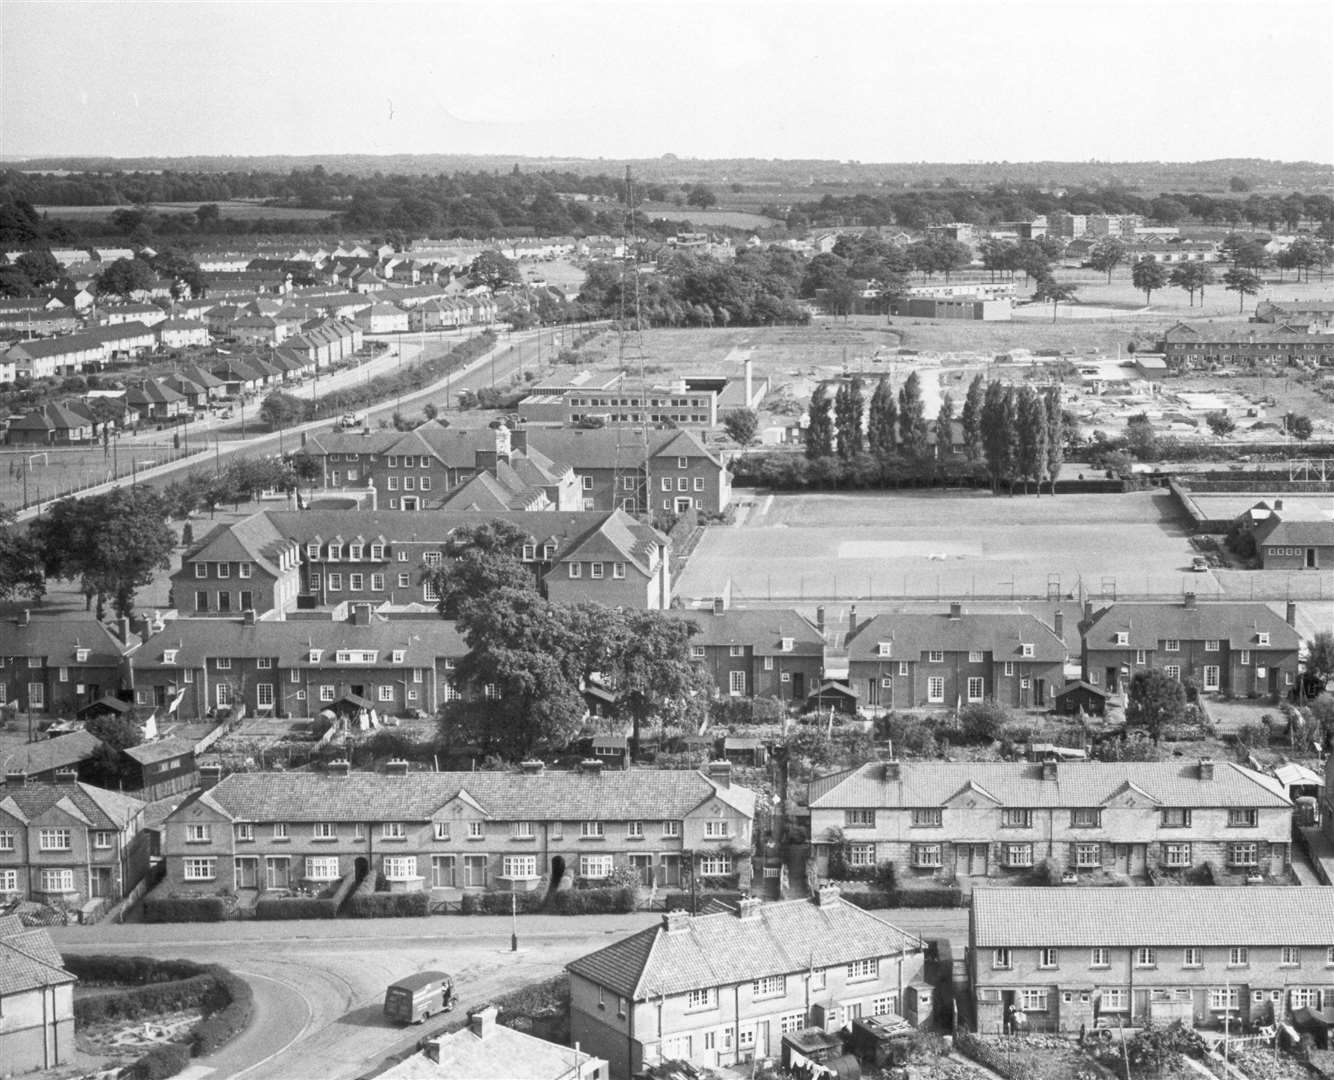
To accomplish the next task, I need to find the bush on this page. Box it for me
[254,895,338,920]
[125,1041,192,1080]
[188,968,253,1055]
[956,702,1010,745]
[142,887,229,923]
[63,955,201,987]
[74,972,218,1024]
[346,890,430,918]
[460,890,547,915]
[550,887,636,915]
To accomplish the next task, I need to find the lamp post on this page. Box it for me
[510,890,519,952]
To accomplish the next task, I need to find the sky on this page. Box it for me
[2,0,1332,164]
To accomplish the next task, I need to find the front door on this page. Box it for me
[265,857,289,890]
[659,854,681,887]
[1106,668,1119,695]
[629,854,654,887]
[1034,678,1046,707]
[400,496,419,511]
[235,858,259,888]
[957,843,988,877]
[432,855,456,888]
[792,671,805,699]
[755,1019,771,1057]
[90,867,113,899]
[463,855,486,888]
[1308,548,1318,569]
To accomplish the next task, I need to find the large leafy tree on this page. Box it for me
[1302,630,1334,700]
[1168,262,1214,307]
[960,374,985,462]
[1033,279,1077,322]
[1223,268,1262,312]
[897,370,930,461]
[94,257,155,299]
[466,249,521,291]
[259,390,307,432]
[1087,236,1126,283]
[805,385,834,459]
[1126,669,1188,744]
[14,249,66,289]
[865,377,898,457]
[424,519,535,621]
[722,408,758,446]
[834,377,865,459]
[0,505,45,603]
[1130,255,1168,305]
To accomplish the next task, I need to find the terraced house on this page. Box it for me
[970,888,1334,1035]
[0,612,129,716]
[671,604,825,703]
[845,606,1067,711]
[160,763,753,897]
[132,606,466,719]
[567,887,926,1079]
[806,758,1292,884]
[1080,596,1301,700]
[0,780,151,908]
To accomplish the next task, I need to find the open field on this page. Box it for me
[0,440,197,509]
[638,204,779,229]
[676,489,1333,604]
[34,200,335,220]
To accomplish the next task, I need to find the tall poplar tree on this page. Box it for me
[960,373,985,462]
[898,370,930,461]
[1044,387,1065,496]
[866,377,898,457]
[805,384,834,459]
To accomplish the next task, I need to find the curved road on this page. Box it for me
[54,907,968,1079]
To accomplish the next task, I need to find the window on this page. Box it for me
[781,1011,806,1033]
[319,685,335,702]
[752,975,786,999]
[968,649,984,663]
[1001,809,1032,829]
[626,820,643,839]
[183,859,216,882]
[1038,948,1058,969]
[195,562,207,578]
[685,988,714,1011]
[1281,947,1300,967]
[581,821,604,839]
[1,828,19,850]
[1292,988,1323,1009]
[1228,947,1249,967]
[0,869,17,892]
[967,676,984,702]
[845,809,875,829]
[1004,843,1033,868]
[350,573,364,591]
[306,857,339,881]
[239,561,252,579]
[38,828,71,851]
[397,573,410,588]
[847,958,879,981]
[327,573,343,591]
[271,822,290,841]
[1135,649,1146,665]
[1021,643,1034,658]
[1162,843,1192,867]
[1115,631,1129,646]
[662,821,680,837]
[1228,809,1258,828]
[590,562,604,579]
[1164,664,1181,680]
[729,670,746,696]
[309,572,323,590]
[1003,660,1014,676]
[927,650,944,663]
[579,855,613,879]
[1258,632,1270,646]
[235,823,254,842]
[370,544,384,559]
[912,844,942,868]
[387,476,399,491]
[992,948,1012,970]
[1183,947,1202,967]
[216,562,230,579]
[1021,989,1049,1012]
[704,820,729,839]
[899,661,910,676]
[256,682,275,708]
[926,676,945,703]
[1203,664,1220,691]
[370,573,384,591]
[848,843,876,867]
[93,831,114,849]
[1075,843,1101,868]
[380,822,407,841]
[1239,649,1250,665]
[1070,808,1101,828]
[1091,948,1109,968]
[503,855,538,879]
[612,561,626,579]
[568,562,582,579]
[1161,808,1191,828]
[432,822,451,841]
[1209,987,1239,1011]
[383,856,418,881]
[1205,639,1219,652]
[911,807,942,828]
[467,821,485,839]
[186,824,211,844]
[1101,988,1128,1012]
[698,854,732,876]
[1136,948,1157,968]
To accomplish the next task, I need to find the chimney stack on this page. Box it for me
[737,896,763,920]
[948,602,962,620]
[494,422,512,464]
[1183,592,1197,609]
[1083,600,1093,623]
[519,759,544,775]
[816,606,825,632]
[706,760,732,789]
[4,771,26,787]
[328,759,351,776]
[118,615,132,646]
[384,759,410,776]
[366,478,377,511]
[849,604,858,634]
[712,596,726,615]
[243,608,257,626]
[1198,758,1215,781]
[881,760,901,781]
[468,1005,499,1040]
[1041,760,1058,781]
[54,769,79,784]
[1274,498,1283,511]
[1285,600,1297,628]
[663,909,691,933]
[744,356,753,406]
[350,603,372,627]
[17,609,30,628]
[815,884,841,907]
[1053,610,1065,641]
[198,763,223,789]
[578,759,604,776]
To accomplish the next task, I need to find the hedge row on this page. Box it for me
[345,890,430,918]
[460,889,548,915]
[63,954,202,988]
[123,1042,192,1080]
[188,967,254,1056]
[549,886,636,915]
[141,885,230,923]
[840,887,965,910]
[660,890,745,912]
[74,972,219,1024]
[254,895,337,919]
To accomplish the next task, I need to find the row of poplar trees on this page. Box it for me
[805,371,1065,494]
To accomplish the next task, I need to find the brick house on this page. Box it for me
[969,888,1334,1034]
[171,513,303,618]
[1252,516,1332,572]
[133,607,467,719]
[846,605,1067,711]
[567,887,926,1079]
[670,606,825,703]
[806,758,1292,885]
[1080,596,1301,700]
[0,780,151,907]
[160,763,753,897]
[1160,323,1334,370]
[0,916,77,1072]
[0,613,129,716]
[546,511,672,611]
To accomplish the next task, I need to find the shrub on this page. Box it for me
[254,895,337,920]
[188,968,254,1055]
[659,891,745,912]
[63,955,202,987]
[1025,859,1060,887]
[956,702,1010,745]
[839,886,965,910]
[460,890,547,915]
[142,887,229,923]
[550,887,636,915]
[346,890,430,918]
[74,973,218,1024]
[125,1041,192,1080]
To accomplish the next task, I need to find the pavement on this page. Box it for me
[1298,825,1334,885]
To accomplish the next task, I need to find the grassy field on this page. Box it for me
[0,441,196,509]
[34,200,335,220]
[639,205,779,229]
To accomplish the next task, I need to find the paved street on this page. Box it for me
[53,907,968,1079]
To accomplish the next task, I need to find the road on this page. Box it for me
[53,907,968,1079]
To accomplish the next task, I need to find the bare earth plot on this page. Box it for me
[678,490,1221,604]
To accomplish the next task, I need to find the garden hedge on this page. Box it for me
[141,886,229,923]
[254,895,338,920]
[460,890,548,915]
[840,886,965,910]
[550,886,637,915]
[63,955,201,987]
[345,890,430,918]
[124,1041,192,1080]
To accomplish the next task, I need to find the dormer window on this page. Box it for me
[75,648,90,663]
[370,543,385,559]
[392,650,405,664]
[1115,631,1129,646]
[1021,643,1034,658]
[1257,632,1270,646]
[542,542,557,560]
[781,637,794,652]
[877,642,892,657]
[309,649,322,663]
[328,543,342,560]
[521,544,536,561]
[349,544,363,560]
[164,649,178,664]
[306,542,320,559]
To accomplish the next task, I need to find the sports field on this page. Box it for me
[677,489,1270,604]
[0,441,198,510]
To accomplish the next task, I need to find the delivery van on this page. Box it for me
[383,971,455,1024]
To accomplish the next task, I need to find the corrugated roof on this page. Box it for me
[806,760,1290,810]
[567,896,920,999]
[972,887,1334,948]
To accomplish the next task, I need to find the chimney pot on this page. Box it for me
[1183,592,1197,609]
[1199,758,1215,781]
[816,606,826,631]
[737,896,763,920]
[198,764,222,788]
[663,909,691,933]
[468,1005,499,1040]
[519,759,544,775]
[1054,610,1065,640]
[948,602,962,619]
[1285,600,1297,627]
[578,759,604,775]
[17,609,30,628]
[385,759,409,775]
[815,884,841,907]
[1041,760,1058,781]
[54,769,79,784]
[328,759,350,776]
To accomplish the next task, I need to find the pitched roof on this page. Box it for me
[3,616,126,664]
[567,895,919,999]
[123,736,197,766]
[806,760,1290,811]
[847,611,1065,662]
[1083,601,1301,651]
[669,608,824,656]
[380,1021,603,1079]
[170,768,753,827]
[1252,517,1334,547]
[184,513,294,575]
[0,781,144,829]
[972,887,1334,948]
[0,918,76,995]
[1,731,105,777]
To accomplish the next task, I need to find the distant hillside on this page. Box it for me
[4,155,1332,193]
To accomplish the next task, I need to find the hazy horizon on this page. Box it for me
[3,0,1332,165]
